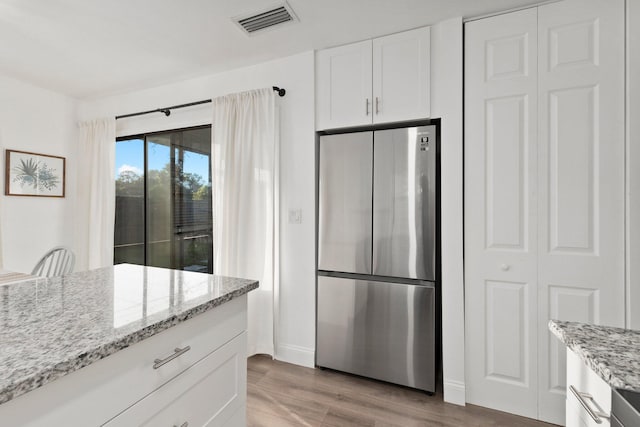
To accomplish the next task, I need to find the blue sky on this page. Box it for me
[115,139,210,183]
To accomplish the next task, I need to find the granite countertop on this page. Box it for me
[0,264,258,405]
[549,320,640,391]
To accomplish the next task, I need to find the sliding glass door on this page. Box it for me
[114,126,212,273]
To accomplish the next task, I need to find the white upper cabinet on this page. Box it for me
[372,27,430,124]
[316,40,373,130]
[316,26,431,130]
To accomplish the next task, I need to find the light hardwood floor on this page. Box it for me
[247,355,558,427]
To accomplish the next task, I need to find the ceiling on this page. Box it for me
[0,0,542,99]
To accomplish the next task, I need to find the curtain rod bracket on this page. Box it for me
[272,86,286,97]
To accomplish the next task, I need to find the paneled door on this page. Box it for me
[465,0,625,423]
[536,0,625,423]
[464,8,539,418]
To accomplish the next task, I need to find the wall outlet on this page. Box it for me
[288,209,302,224]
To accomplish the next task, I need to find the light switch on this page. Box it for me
[288,209,302,224]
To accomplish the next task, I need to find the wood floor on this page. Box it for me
[247,355,557,427]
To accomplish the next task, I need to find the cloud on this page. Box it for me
[117,164,143,176]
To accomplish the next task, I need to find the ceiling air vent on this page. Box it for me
[234,3,298,35]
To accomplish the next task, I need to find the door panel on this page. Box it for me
[537,0,625,423]
[485,95,529,251]
[316,275,435,392]
[548,86,597,253]
[464,7,539,419]
[372,125,436,280]
[318,132,373,274]
[484,280,530,385]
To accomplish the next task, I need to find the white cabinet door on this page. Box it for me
[537,0,625,424]
[372,26,430,123]
[316,40,372,130]
[104,332,247,427]
[464,8,539,419]
[566,349,611,427]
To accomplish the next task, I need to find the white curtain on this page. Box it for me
[212,88,279,357]
[75,118,116,271]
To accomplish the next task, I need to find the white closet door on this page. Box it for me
[464,8,539,418]
[537,0,625,424]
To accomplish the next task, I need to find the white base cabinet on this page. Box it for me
[105,332,246,427]
[566,348,611,427]
[0,295,248,427]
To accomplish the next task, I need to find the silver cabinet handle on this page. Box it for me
[153,346,191,369]
[569,385,609,424]
[375,97,379,114]
[365,98,370,115]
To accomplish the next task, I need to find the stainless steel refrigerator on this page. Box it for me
[316,123,438,393]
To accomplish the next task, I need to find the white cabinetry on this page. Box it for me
[0,295,248,427]
[566,349,611,427]
[464,0,624,424]
[105,332,246,427]
[316,26,430,130]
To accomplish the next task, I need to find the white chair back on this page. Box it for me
[32,246,75,277]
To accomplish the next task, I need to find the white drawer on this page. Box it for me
[566,348,611,427]
[0,295,247,427]
[104,331,247,427]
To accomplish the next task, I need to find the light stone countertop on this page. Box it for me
[0,264,258,405]
[549,320,640,391]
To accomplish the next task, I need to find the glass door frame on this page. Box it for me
[115,124,212,273]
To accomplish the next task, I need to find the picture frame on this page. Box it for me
[5,149,66,197]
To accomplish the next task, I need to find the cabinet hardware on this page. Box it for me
[569,385,609,424]
[375,97,380,114]
[153,346,191,369]
[500,264,510,271]
[173,423,188,427]
[366,98,370,115]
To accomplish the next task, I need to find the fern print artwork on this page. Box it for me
[5,150,65,197]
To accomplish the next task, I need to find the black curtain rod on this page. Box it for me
[115,86,286,120]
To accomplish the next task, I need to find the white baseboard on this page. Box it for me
[443,380,466,406]
[275,343,315,368]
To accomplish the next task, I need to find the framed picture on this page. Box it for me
[5,150,66,197]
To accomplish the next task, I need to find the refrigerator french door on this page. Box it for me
[317,124,438,393]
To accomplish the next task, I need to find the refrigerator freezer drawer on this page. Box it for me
[316,275,435,392]
[373,125,437,281]
[318,132,373,274]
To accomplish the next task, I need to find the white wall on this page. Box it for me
[78,51,317,367]
[0,74,77,273]
[431,17,466,405]
[627,1,640,329]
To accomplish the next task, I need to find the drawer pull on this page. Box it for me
[153,346,191,369]
[569,385,609,424]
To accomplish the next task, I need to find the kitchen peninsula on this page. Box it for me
[0,264,258,426]
[550,320,640,426]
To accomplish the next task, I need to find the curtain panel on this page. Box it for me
[212,88,279,357]
[76,118,116,271]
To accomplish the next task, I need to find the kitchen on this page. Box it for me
[0,0,639,425]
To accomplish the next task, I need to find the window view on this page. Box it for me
[114,126,213,273]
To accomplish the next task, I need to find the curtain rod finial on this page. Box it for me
[272,86,286,97]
